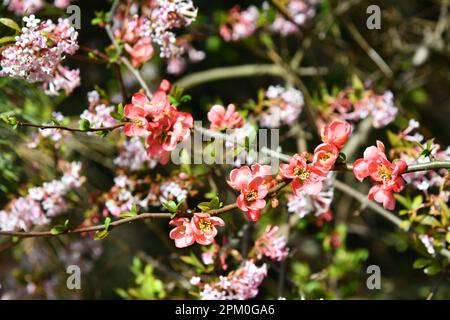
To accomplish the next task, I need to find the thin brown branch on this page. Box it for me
[17,122,126,133]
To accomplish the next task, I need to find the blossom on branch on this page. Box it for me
[0,15,80,96]
[169,213,225,248]
[353,141,408,210]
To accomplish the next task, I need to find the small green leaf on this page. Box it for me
[110,111,123,121]
[413,258,431,269]
[162,200,178,213]
[79,119,91,131]
[94,229,110,240]
[0,18,20,32]
[424,264,441,275]
[0,36,16,44]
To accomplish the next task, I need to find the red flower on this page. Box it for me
[125,37,154,68]
[280,154,326,196]
[123,95,149,136]
[191,213,225,245]
[313,142,339,171]
[236,176,268,221]
[320,120,351,149]
[169,218,195,248]
[353,140,408,210]
[207,104,243,130]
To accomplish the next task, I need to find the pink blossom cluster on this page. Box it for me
[281,120,351,196]
[3,0,72,15]
[197,260,267,300]
[395,120,450,192]
[123,81,193,164]
[353,141,407,210]
[0,162,84,231]
[114,137,157,172]
[207,104,244,130]
[0,15,80,96]
[329,88,398,128]
[79,90,117,134]
[220,5,259,42]
[254,225,289,261]
[271,0,315,36]
[169,213,225,248]
[287,172,334,220]
[166,39,205,75]
[259,85,304,128]
[104,174,153,217]
[227,164,276,221]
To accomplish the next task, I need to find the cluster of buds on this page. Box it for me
[0,15,80,96]
[253,225,289,261]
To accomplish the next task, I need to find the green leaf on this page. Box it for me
[162,200,178,213]
[94,217,111,240]
[50,220,69,235]
[0,18,20,32]
[110,111,123,121]
[94,229,110,240]
[79,119,91,131]
[0,36,16,44]
[424,264,441,275]
[413,258,431,269]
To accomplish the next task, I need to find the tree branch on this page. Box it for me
[17,122,126,133]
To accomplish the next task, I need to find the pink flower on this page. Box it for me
[236,177,268,221]
[191,213,225,245]
[125,37,154,68]
[208,104,243,130]
[220,5,259,42]
[124,100,149,137]
[228,164,273,191]
[313,142,339,171]
[353,140,408,209]
[254,225,289,261]
[280,154,326,196]
[228,166,253,191]
[320,120,351,149]
[169,218,195,248]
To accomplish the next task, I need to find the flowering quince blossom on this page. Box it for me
[254,225,289,261]
[169,218,195,248]
[320,120,352,149]
[220,5,259,42]
[169,213,225,248]
[125,37,155,68]
[0,15,80,96]
[227,164,274,221]
[3,0,72,14]
[313,143,339,171]
[207,104,244,130]
[280,154,326,196]
[122,80,194,164]
[353,141,408,210]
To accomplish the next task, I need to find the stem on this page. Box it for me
[174,64,327,90]
[105,0,152,98]
[0,213,171,238]
[17,122,126,133]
